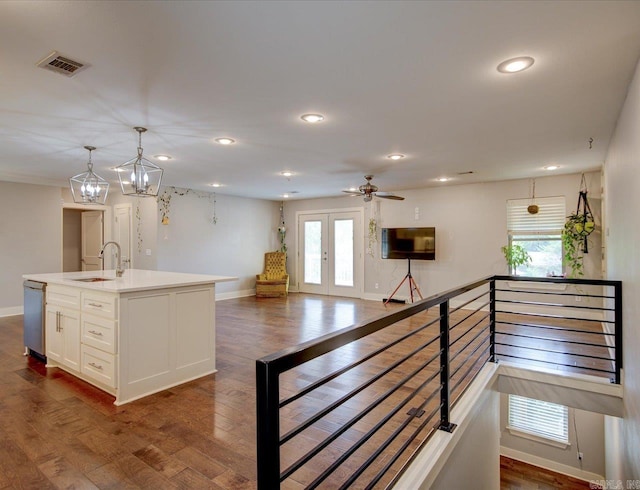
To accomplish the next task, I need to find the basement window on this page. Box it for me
[507,394,570,448]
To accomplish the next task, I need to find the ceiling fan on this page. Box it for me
[343,175,405,202]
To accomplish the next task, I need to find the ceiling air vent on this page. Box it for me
[36,51,88,78]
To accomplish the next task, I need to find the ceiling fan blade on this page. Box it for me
[376,194,405,200]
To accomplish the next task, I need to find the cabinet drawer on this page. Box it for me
[82,314,116,354]
[48,285,81,309]
[81,345,116,388]
[81,292,117,319]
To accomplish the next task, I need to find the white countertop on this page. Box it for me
[23,269,237,293]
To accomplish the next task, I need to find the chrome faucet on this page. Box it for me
[100,241,124,277]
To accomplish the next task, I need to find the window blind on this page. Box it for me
[508,394,569,443]
[507,196,566,234]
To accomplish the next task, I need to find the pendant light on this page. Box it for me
[69,146,110,205]
[527,179,539,214]
[117,127,163,197]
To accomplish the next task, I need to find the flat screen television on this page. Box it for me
[381,227,436,260]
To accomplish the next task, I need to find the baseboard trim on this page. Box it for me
[215,289,256,301]
[0,306,23,318]
[500,446,604,483]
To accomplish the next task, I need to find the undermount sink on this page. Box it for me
[72,277,114,282]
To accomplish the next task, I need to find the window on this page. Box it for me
[508,394,569,446]
[507,196,565,277]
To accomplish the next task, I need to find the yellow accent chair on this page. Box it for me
[256,251,289,298]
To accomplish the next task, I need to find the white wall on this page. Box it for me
[603,55,640,479]
[499,393,605,479]
[431,389,500,489]
[106,192,158,271]
[0,182,62,314]
[283,171,602,299]
[155,188,280,297]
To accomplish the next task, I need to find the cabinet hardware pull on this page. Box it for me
[88,362,103,371]
[88,330,103,336]
[88,302,103,308]
[56,311,61,332]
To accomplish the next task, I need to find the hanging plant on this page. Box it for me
[562,211,595,277]
[562,175,596,277]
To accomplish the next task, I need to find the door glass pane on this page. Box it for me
[334,219,354,287]
[304,221,322,284]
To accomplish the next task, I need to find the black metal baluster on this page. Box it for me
[256,359,280,489]
[490,279,496,362]
[438,300,456,433]
[614,282,623,384]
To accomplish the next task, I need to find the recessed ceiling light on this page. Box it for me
[215,137,235,145]
[544,165,560,171]
[282,193,290,199]
[300,113,324,123]
[209,183,222,188]
[281,171,293,177]
[154,155,172,161]
[387,154,405,160]
[497,56,535,74]
[348,187,358,192]
[111,167,125,173]
[437,177,450,182]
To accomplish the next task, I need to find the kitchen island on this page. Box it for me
[23,269,236,405]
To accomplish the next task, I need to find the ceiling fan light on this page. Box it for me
[69,145,110,205]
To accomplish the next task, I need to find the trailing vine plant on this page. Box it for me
[278,201,287,253]
[367,200,379,257]
[136,201,143,253]
[158,189,172,225]
[368,217,378,257]
[562,174,596,277]
[156,186,219,226]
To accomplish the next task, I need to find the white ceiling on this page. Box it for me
[2,1,640,201]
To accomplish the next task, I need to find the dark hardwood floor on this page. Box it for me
[0,294,597,489]
[501,456,594,490]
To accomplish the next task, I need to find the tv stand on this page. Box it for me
[384,258,423,306]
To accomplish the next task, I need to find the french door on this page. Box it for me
[298,210,363,298]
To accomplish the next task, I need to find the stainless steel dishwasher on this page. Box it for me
[23,279,47,361]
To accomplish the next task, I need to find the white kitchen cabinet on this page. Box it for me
[45,302,81,371]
